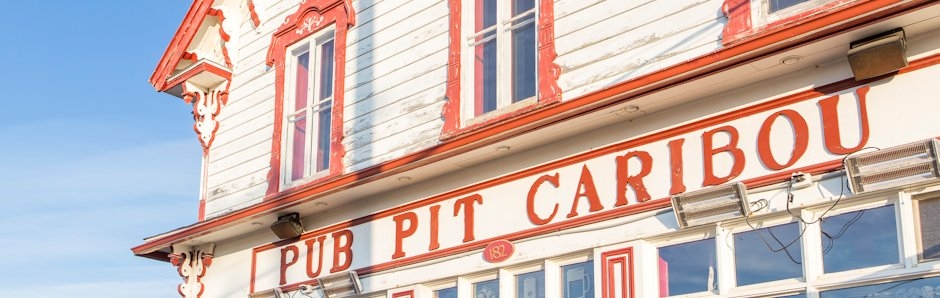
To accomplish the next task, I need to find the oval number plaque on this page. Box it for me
[482,239,514,263]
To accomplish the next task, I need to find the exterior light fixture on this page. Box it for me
[270,213,304,240]
[317,271,363,298]
[847,28,908,80]
[671,182,750,229]
[845,139,940,194]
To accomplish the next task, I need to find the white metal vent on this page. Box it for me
[845,139,940,194]
[671,183,750,229]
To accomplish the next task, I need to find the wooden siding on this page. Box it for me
[199,0,731,218]
[554,0,725,100]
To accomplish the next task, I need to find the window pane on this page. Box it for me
[474,279,499,298]
[769,0,808,12]
[512,0,535,16]
[734,222,803,286]
[436,287,457,298]
[658,238,717,296]
[517,271,544,298]
[820,276,940,297]
[316,101,331,172]
[918,197,940,261]
[511,15,536,102]
[474,37,498,115]
[821,205,898,273]
[562,261,594,298]
[294,52,310,111]
[290,116,307,181]
[319,39,334,101]
[475,0,497,32]
[778,294,805,298]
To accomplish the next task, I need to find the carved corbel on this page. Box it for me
[183,81,230,155]
[169,243,216,298]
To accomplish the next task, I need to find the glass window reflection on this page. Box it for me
[436,287,457,298]
[734,222,803,286]
[821,205,899,273]
[562,261,594,298]
[821,276,940,297]
[474,279,499,298]
[658,238,717,296]
[516,271,544,298]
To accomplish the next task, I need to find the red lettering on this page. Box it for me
[667,139,686,195]
[567,165,603,218]
[757,110,809,170]
[305,236,326,278]
[527,173,560,225]
[429,205,441,251]
[820,86,871,155]
[615,151,653,206]
[330,230,353,273]
[392,212,418,259]
[702,126,745,186]
[279,245,299,285]
[454,194,483,243]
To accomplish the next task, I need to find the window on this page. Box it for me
[819,205,899,273]
[658,238,717,296]
[733,222,803,286]
[466,0,537,119]
[820,275,940,297]
[767,0,809,13]
[516,271,544,298]
[561,261,594,298]
[285,30,336,184]
[435,287,457,298]
[265,0,352,194]
[915,196,940,261]
[473,279,499,298]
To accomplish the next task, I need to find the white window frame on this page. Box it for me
[282,26,337,188]
[461,0,539,124]
[752,0,835,27]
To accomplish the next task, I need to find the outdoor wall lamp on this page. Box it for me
[845,138,940,194]
[270,213,304,240]
[671,182,751,229]
[847,28,908,80]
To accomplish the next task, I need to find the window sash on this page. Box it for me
[464,0,538,119]
[285,33,335,184]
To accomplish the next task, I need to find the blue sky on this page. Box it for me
[0,1,202,297]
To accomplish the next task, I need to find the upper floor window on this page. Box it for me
[285,29,336,184]
[465,0,538,120]
[767,0,809,13]
[443,0,559,134]
[264,0,354,195]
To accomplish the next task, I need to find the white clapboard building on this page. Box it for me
[137,0,940,297]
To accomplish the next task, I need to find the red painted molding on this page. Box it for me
[263,0,355,196]
[133,0,937,258]
[247,0,261,28]
[721,0,751,44]
[392,290,415,298]
[441,0,561,138]
[600,248,635,298]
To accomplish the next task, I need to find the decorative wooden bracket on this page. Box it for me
[169,243,216,298]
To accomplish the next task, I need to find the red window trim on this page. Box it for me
[441,0,562,138]
[265,0,356,196]
[722,0,857,45]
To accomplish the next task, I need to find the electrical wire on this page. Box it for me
[741,146,880,264]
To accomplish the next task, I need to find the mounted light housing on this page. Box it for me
[271,213,304,240]
[671,182,750,229]
[317,271,363,298]
[845,139,940,194]
[847,28,908,80]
